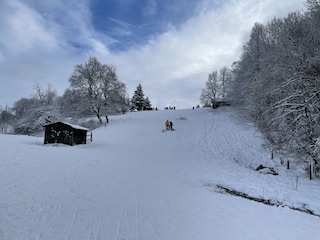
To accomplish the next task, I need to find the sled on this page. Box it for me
[162,128,175,132]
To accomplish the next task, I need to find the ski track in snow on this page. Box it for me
[0,108,320,240]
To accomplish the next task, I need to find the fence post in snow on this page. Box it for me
[309,164,312,180]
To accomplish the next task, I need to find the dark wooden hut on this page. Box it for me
[44,122,89,146]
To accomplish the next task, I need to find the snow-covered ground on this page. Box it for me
[1,108,319,240]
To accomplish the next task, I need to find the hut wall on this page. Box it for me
[44,122,87,146]
[44,123,73,145]
[73,129,87,145]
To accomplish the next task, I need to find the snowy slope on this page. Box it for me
[0,108,319,240]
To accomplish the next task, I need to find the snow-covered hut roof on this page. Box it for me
[44,121,89,131]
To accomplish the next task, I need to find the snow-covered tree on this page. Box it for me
[144,97,152,110]
[68,57,127,122]
[33,83,57,105]
[59,89,92,117]
[201,66,232,108]
[264,12,320,166]
[231,6,320,171]
[12,96,60,135]
[200,71,220,108]
[11,84,61,135]
[131,84,151,111]
[219,67,232,101]
[0,106,15,134]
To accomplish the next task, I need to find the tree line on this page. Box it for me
[201,0,320,174]
[0,57,152,134]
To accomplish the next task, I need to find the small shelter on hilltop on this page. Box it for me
[44,122,90,146]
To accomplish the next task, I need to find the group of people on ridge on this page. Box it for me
[165,120,174,131]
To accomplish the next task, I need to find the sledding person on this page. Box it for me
[165,120,170,130]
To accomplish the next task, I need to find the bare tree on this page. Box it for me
[231,7,320,171]
[32,83,57,105]
[0,106,14,134]
[69,57,127,123]
[219,67,232,101]
[200,71,219,108]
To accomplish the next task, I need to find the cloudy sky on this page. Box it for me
[0,0,305,109]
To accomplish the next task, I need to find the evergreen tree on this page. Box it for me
[144,97,152,110]
[131,84,151,111]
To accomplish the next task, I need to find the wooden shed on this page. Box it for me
[44,122,89,146]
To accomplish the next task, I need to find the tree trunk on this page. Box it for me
[94,107,103,124]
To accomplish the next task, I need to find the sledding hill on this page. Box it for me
[0,108,319,240]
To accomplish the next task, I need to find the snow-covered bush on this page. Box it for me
[14,107,59,135]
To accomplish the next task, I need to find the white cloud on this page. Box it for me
[106,0,303,108]
[0,0,305,109]
[107,17,135,37]
[0,0,58,54]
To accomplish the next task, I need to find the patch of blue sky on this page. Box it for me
[67,40,92,52]
[89,0,200,51]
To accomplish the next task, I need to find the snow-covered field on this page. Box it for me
[1,108,319,240]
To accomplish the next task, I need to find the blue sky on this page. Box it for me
[90,0,201,51]
[0,0,305,109]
